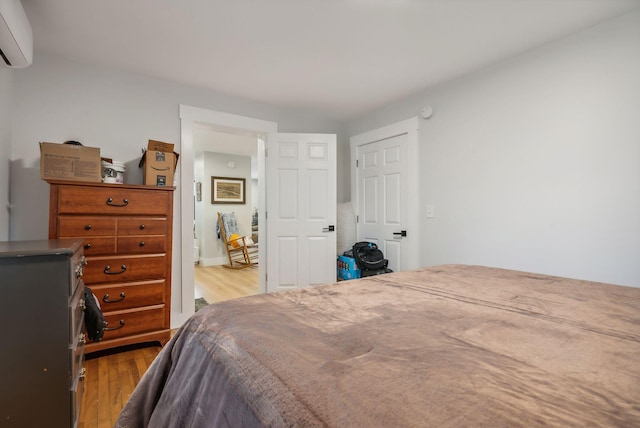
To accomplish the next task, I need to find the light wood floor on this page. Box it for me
[78,264,260,427]
[78,344,162,428]
[194,263,260,303]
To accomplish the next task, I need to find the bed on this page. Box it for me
[116,265,640,427]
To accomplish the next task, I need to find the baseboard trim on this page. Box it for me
[199,257,226,267]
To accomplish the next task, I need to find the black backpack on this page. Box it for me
[352,241,388,272]
[83,287,107,342]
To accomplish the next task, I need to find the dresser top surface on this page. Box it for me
[47,179,175,191]
[0,239,82,258]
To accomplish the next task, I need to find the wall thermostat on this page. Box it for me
[421,105,434,119]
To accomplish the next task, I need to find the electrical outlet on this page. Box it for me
[425,204,435,218]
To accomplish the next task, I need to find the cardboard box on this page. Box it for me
[40,142,101,182]
[141,140,179,186]
[337,255,361,280]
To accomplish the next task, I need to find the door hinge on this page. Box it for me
[356,159,359,167]
[356,215,359,223]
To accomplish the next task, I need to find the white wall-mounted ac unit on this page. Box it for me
[0,0,32,68]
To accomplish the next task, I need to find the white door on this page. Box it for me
[266,133,337,292]
[351,118,420,272]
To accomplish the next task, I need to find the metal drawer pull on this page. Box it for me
[139,241,145,247]
[84,224,92,230]
[106,197,129,207]
[104,319,125,331]
[79,367,86,381]
[139,224,145,230]
[104,264,127,274]
[103,292,126,303]
[75,264,84,278]
[78,333,86,345]
[79,299,86,311]
[84,243,91,249]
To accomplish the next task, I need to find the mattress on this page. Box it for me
[116,265,640,427]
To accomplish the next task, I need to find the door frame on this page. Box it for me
[176,105,277,327]
[349,117,421,271]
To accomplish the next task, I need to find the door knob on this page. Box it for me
[322,225,335,232]
[393,230,407,237]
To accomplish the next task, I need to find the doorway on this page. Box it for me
[193,126,261,304]
[176,105,277,328]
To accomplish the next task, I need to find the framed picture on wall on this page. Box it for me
[211,176,245,204]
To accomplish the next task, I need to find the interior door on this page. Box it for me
[266,133,337,292]
[354,126,419,272]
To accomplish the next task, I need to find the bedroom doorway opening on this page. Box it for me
[177,105,278,328]
[192,125,261,305]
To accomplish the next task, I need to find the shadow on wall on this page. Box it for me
[9,159,50,240]
[124,158,143,185]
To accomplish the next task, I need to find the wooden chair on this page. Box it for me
[217,212,258,269]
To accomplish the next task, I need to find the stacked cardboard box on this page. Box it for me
[141,140,179,186]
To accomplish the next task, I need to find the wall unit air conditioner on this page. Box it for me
[0,0,32,67]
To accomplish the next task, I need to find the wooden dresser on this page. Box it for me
[0,239,86,428]
[47,180,174,353]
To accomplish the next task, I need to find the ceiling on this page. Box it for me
[22,0,640,121]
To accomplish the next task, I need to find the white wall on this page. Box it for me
[346,9,640,287]
[0,66,11,241]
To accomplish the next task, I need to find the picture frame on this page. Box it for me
[211,176,245,204]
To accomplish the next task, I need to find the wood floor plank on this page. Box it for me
[96,357,110,423]
[134,352,150,381]
[80,357,99,427]
[107,356,123,426]
[119,358,137,407]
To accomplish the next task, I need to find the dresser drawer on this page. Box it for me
[58,217,116,237]
[101,305,166,340]
[118,218,167,236]
[90,279,166,311]
[57,186,170,215]
[83,254,166,284]
[81,237,117,256]
[118,236,166,254]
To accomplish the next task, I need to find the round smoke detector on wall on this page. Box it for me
[421,105,434,119]
[227,161,236,168]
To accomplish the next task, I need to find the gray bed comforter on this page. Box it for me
[116,265,640,427]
